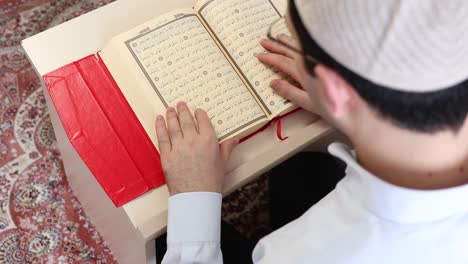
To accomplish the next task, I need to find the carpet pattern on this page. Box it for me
[0,1,270,263]
[1,1,118,263]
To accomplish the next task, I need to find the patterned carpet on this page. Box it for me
[0,1,120,263]
[0,1,270,263]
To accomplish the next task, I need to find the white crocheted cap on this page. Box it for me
[295,0,468,92]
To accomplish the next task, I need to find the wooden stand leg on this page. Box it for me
[146,239,157,264]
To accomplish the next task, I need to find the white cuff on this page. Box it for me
[167,192,222,244]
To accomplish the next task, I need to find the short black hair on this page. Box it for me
[289,0,468,133]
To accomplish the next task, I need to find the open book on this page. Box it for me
[99,0,296,144]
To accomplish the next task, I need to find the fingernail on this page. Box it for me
[270,80,280,89]
[167,107,175,112]
[157,115,164,121]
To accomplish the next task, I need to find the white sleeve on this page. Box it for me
[162,192,223,264]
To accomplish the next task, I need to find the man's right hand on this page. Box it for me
[257,34,317,113]
[155,102,238,196]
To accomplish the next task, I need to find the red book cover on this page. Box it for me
[43,55,165,207]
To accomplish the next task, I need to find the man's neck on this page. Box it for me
[352,122,468,190]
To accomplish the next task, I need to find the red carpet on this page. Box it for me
[0,1,117,262]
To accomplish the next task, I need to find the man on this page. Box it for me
[157,0,468,263]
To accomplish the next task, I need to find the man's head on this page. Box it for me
[284,0,468,140]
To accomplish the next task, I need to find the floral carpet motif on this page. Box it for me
[0,1,117,263]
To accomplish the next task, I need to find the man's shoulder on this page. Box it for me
[254,183,468,264]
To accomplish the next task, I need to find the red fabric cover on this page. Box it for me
[43,55,165,207]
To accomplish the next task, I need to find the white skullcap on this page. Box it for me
[295,0,468,92]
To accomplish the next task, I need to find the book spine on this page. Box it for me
[95,53,165,189]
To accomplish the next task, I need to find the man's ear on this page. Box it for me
[315,65,356,118]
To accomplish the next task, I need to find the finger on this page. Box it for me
[166,107,183,142]
[270,79,315,111]
[155,115,171,154]
[194,108,216,136]
[176,101,197,137]
[257,53,301,81]
[260,38,297,59]
[277,34,300,51]
[220,138,239,161]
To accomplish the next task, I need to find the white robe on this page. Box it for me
[163,143,468,264]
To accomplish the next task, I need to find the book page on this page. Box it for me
[195,0,295,118]
[100,10,267,144]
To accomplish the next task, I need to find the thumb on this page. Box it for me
[220,138,239,161]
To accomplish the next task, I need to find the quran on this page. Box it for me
[99,0,296,143]
[41,0,296,206]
